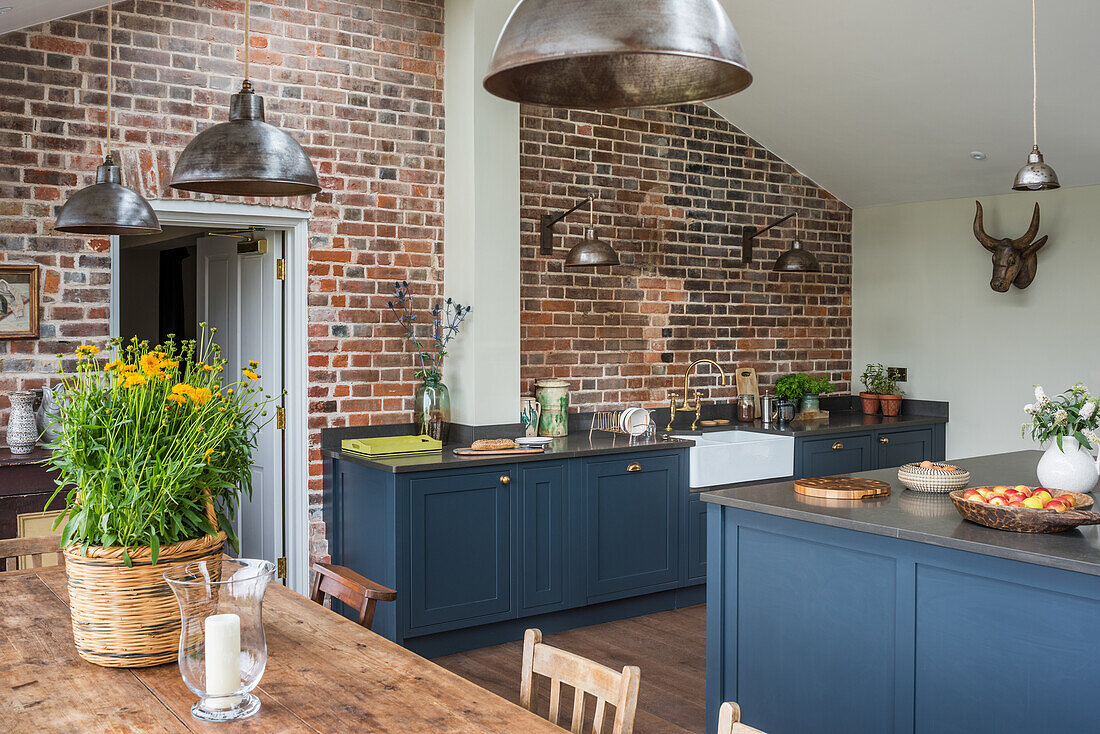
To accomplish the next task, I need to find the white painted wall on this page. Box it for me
[443,0,521,426]
[852,185,1100,459]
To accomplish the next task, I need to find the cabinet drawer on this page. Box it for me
[583,453,681,601]
[407,469,514,630]
[799,434,873,477]
[875,427,935,469]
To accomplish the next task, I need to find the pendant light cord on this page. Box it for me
[244,0,250,82]
[106,0,112,159]
[1032,0,1038,147]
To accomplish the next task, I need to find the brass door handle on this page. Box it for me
[832,441,844,450]
[880,436,890,445]
[499,475,511,485]
[627,462,642,472]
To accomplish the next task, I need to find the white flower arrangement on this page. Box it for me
[1023,383,1100,451]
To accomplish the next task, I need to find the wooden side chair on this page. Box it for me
[520,628,641,734]
[717,702,767,734]
[0,535,62,572]
[309,562,396,631]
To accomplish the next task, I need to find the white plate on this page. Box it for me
[515,437,554,446]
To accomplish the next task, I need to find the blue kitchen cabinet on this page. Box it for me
[798,433,873,478]
[519,461,570,614]
[407,468,515,631]
[583,453,681,602]
[685,491,707,584]
[876,426,937,469]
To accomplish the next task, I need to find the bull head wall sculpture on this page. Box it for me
[973,201,1049,292]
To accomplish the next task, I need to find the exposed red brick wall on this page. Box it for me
[520,105,853,412]
[0,0,444,563]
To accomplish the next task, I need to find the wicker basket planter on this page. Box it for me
[63,530,226,668]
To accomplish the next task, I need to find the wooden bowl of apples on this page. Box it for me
[950,485,1100,533]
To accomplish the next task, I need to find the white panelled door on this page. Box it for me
[196,231,284,570]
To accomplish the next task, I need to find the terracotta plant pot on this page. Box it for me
[859,392,880,415]
[879,394,903,417]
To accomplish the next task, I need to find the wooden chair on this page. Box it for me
[309,562,396,631]
[717,702,768,734]
[520,628,640,734]
[0,535,62,572]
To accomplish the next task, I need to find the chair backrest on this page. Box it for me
[309,562,397,631]
[0,535,62,572]
[717,701,768,734]
[520,628,640,734]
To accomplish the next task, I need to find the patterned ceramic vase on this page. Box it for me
[520,397,541,438]
[5,390,38,455]
[535,379,570,437]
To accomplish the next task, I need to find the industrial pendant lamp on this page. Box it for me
[483,0,752,110]
[1013,0,1059,191]
[564,198,619,267]
[55,1,160,235]
[170,0,320,196]
[772,214,821,273]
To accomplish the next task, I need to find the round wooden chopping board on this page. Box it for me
[794,476,891,500]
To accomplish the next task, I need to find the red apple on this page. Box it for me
[992,485,1011,494]
[988,495,1008,506]
[1045,498,1070,513]
[977,488,996,500]
[1014,484,1033,496]
[1004,489,1027,503]
[962,489,983,502]
[1008,500,1026,507]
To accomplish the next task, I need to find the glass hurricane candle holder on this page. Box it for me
[164,558,275,721]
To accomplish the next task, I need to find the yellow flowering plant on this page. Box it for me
[47,324,277,565]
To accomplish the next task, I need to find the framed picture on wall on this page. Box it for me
[0,264,39,339]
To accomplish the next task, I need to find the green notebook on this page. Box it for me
[341,435,442,458]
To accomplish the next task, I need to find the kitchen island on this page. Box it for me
[702,450,1100,734]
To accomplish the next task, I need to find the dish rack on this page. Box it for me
[588,409,656,441]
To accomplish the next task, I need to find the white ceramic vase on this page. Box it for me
[5,391,38,455]
[1036,435,1100,493]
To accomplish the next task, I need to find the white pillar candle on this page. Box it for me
[204,613,241,707]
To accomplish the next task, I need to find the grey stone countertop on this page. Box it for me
[691,410,947,437]
[702,450,1100,577]
[321,432,695,473]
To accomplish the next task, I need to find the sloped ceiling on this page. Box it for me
[6,0,1097,208]
[709,0,1099,207]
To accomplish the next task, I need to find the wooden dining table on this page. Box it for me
[1,565,563,732]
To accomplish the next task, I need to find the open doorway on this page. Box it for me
[117,224,286,578]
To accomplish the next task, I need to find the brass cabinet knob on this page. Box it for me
[880,436,890,445]
[832,441,844,450]
[627,462,642,472]
[499,475,511,485]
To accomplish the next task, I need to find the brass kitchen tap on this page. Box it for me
[666,358,729,431]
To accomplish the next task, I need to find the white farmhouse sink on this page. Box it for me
[670,430,794,489]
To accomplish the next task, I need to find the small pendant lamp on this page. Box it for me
[170,0,320,196]
[55,1,160,235]
[1013,0,1059,191]
[565,200,618,267]
[772,214,820,273]
[484,0,752,110]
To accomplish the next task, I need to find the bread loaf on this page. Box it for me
[470,438,518,451]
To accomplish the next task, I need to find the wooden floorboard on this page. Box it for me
[433,604,706,734]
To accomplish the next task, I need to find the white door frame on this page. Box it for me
[110,200,311,594]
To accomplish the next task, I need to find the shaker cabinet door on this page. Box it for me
[583,454,680,601]
[519,462,569,613]
[876,427,935,469]
[407,468,514,630]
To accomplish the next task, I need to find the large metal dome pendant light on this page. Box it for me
[1013,0,1059,191]
[483,0,752,109]
[55,1,160,235]
[170,1,320,197]
[772,214,820,273]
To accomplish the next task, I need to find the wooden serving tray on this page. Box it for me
[949,488,1100,533]
[452,447,546,457]
[794,476,891,500]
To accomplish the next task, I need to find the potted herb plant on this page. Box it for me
[859,363,885,415]
[774,374,805,421]
[774,373,835,415]
[875,369,904,417]
[47,328,276,667]
[388,281,471,442]
[1024,383,1100,493]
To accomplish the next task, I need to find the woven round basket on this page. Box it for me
[897,462,970,493]
[63,529,226,668]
